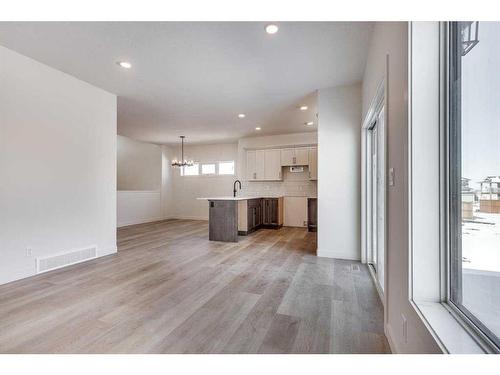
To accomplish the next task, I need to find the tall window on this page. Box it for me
[449,21,500,348]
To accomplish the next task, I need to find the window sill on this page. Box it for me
[412,301,486,353]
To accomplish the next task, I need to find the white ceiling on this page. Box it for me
[0,22,373,145]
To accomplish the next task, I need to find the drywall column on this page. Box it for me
[317,83,362,260]
[362,22,441,353]
[0,46,117,285]
[161,145,175,220]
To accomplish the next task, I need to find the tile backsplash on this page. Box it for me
[240,168,317,197]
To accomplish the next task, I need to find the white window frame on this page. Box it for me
[179,160,235,177]
[201,163,217,176]
[361,76,387,309]
[180,162,200,176]
[408,21,498,354]
[217,160,235,176]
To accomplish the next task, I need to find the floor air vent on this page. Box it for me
[36,246,97,274]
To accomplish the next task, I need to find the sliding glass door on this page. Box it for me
[367,108,385,292]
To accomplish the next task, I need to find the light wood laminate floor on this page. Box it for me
[0,219,389,353]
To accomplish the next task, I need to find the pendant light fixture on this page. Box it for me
[171,136,194,168]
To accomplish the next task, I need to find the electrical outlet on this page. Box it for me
[402,314,408,343]
[26,247,32,257]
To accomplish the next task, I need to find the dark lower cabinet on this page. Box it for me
[308,198,317,232]
[262,198,280,228]
[208,200,238,242]
[247,198,263,233]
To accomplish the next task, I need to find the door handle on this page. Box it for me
[293,156,296,164]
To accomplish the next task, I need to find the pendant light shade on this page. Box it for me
[171,136,194,168]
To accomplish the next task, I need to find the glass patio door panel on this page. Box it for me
[375,109,385,291]
[371,125,378,270]
[449,21,500,347]
[367,107,385,293]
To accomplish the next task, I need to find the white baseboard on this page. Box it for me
[99,245,118,257]
[170,215,208,221]
[385,323,398,354]
[316,248,361,261]
[117,216,208,228]
[117,216,164,228]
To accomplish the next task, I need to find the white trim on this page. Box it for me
[368,263,385,307]
[118,216,208,227]
[117,216,164,228]
[385,323,398,353]
[100,245,118,256]
[316,248,361,261]
[170,216,208,221]
[361,68,388,320]
[412,301,485,353]
[407,21,496,354]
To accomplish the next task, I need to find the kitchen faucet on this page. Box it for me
[233,180,242,197]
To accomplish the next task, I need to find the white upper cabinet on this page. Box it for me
[280,147,310,166]
[308,147,318,180]
[246,150,256,180]
[280,148,295,166]
[295,148,309,165]
[246,149,282,181]
[264,149,282,180]
[247,146,316,181]
[255,150,265,180]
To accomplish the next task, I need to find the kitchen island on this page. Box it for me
[197,196,283,242]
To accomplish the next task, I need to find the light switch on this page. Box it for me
[389,168,395,186]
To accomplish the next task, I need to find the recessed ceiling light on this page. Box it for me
[238,113,246,118]
[117,61,132,69]
[305,121,314,126]
[255,127,261,131]
[265,24,279,35]
[300,106,308,111]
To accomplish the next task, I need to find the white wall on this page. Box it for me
[117,135,162,191]
[362,22,441,353]
[171,143,238,220]
[0,46,117,285]
[116,135,165,227]
[117,191,163,227]
[317,84,362,260]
